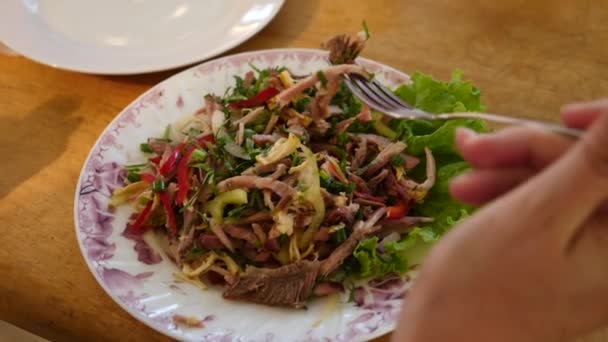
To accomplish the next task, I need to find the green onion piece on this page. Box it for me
[362,20,371,40]
[140,143,153,153]
[336,133,349,147]
[127,171,141,183]
[390,154,404,167]
[152,179,165,193]
[333,228,347,244]
[319,170,330,181]
[190,148,208,162]
[316,70,328,88]
[162,124,172,141]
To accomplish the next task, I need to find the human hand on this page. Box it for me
[394,99,608,342]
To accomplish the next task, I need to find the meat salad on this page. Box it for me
[111,27,486,308]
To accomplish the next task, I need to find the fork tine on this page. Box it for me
[351,76,401,111]
[343,76,394,113]
[369,78,414,109]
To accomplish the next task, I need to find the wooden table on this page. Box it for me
[2,1,608,341]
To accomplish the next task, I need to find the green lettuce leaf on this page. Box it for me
[346,70,486,279]
[394,69,486,114]
[352,236,409,278]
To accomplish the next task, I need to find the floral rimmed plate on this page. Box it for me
[73,49,417,341]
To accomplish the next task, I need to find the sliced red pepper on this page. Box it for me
[149,156,162,164]
[158,191,177,236]
[140,173,156,183]
[129,198,154,234]
[229,87,279,108]
[176,146,196,205]
[159,143,185,176]
[196,134,215,148]
[386,200,410,220]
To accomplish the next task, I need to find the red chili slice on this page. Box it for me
[129,199,154,234]
[158,191,177,236]
[176,146,196,205]
[159,143,185,175]
[229,87,279,108]
[140,173,156,183]
[386,200,410,219]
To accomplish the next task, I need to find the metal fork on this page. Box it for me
[342,73,583,138]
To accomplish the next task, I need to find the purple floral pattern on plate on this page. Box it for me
[74,49,414,342]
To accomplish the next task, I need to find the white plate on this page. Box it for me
[0,0,284,74]
[74,49,417,341]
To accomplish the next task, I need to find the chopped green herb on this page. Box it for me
[152,180,165,193]
[190,149,208,162]
[249,190,265,210]
[183,127,202,137]
[185,248,205,261]
[140,143,153,153]
[390,154,404,167]
[333,228,347,244]
[127,171,141,183]
[320,175,355,195]
[336,133,349,147]
[227,205,245,219]
[162,124,172,142]
[278,234,289,245]
[294,97,312,113]
[291,153,302,167]
[124,163,147,170]
[248,62,262,73]
[339,158,348,174]
[362,20,370,40]
[319,170,330,182]
[316,70,328,88]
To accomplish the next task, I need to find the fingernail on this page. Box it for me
[455,127,477,144]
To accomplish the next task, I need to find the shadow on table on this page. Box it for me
[99,0,320,86]
[0,95,82,199]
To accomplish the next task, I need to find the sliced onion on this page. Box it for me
[378,232,400,253]
[211,110,225,136]
[224,142,251,160]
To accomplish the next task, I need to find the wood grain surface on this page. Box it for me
[1,1,608,341]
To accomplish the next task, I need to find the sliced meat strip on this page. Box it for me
[242,159,290,176]
[235,107,264,126]
[351,138,368,171]
[210,221,235,252]
[269,164,288,180]
[217,176,297,209]
[223,260,321,308]
[199,233,226,250]
[314,282,344,297]
[359,142,407,178]
[336,117,356,134]
[224,224,259,246]
[231,212,273,224]
[236,122,245,146]
[322,31,367,65]
[276,64,369,107]
[351,133,392,148]
[252,223,267,245]
[319,207,386,276]
[263,112,280,134]
[368,169,389,191]
[251,133,282,146]
[314,226,331,242]
[348,172,370,193]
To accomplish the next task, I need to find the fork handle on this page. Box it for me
[436,112,583,139]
